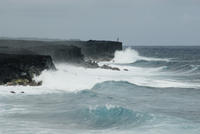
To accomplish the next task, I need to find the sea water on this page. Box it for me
[0,46,200,134]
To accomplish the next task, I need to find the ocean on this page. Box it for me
[0,46,200,134]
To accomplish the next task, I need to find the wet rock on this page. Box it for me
[82,60,99,68]
[10,91,16,94]
[100,65,120,71]
[0,53,55,86]
[6,79,42,86]
[6,79,29,86]
[124,69,129,71]
[29,81,42,86]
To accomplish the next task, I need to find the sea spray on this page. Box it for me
[112,48,169,64]
[33,49,200,93]
[0,48,198,95]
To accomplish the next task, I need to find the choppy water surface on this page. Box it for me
[1,46,200,134]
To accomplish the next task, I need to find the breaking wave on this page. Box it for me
[1,48,200,95]
[33,63,200,93]
[112,48,170,64]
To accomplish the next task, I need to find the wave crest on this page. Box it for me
[67,105,151,129]
[112,48,169,64]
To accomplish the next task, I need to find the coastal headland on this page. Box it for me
[0,39,122,86]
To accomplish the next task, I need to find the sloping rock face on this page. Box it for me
[0,54,55,86]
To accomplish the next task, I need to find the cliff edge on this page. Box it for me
[0,53,55,86]
[0,39,122,63]
[0,38,122,86]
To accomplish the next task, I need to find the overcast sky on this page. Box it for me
[0,0,200,45]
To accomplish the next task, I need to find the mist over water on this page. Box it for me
[1,47,200,134]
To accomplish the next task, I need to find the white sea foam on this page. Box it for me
[34,63,200,93]
[0,48,199,95]
[112,48,169,64]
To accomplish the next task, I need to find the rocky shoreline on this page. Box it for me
[0,53,55,86]
[0,39,123,86]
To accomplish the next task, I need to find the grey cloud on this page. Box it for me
[0,0,200,45]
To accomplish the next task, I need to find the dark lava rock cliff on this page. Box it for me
[0,38,122,86]
[0,53,55,86]
[0,39,122,63]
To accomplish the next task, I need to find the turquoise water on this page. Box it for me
[0,46,200,134]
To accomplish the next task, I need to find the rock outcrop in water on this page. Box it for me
[0,53,55,86]
[100,64,120,71]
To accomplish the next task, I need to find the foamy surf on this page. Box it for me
[35,64,200,93]
[0,48,199,95]
[112,48,170,64]
[34,48,199,93]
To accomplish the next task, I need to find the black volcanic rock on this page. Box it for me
[0,53,55,86]
[82,40,122,61]
[27,45,84,63]
[51,40,122,61]
[10,91,16,94]
[0,39,122,63]
[0,39,123,86]
[100,65,120,71]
